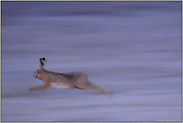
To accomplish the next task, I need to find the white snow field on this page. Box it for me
[1,1,182,122]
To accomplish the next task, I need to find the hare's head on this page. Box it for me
[33,57,46,79]
[33,69,44,79]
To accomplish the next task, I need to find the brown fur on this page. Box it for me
[29,57,113,96]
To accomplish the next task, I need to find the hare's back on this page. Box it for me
[66,72,88,78]
[56,71,88,80]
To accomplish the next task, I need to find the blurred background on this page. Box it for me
[1,1,182,122]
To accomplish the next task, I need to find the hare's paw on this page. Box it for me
[28,85,44,90]
[29,87,35,90]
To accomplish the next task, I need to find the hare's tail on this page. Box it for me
[90,83,113,96]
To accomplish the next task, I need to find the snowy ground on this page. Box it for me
[1,1,182,122]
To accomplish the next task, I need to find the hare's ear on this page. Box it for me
[39,57,45,69]
[42,57,45,61]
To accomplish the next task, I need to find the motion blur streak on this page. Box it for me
[1,1,182,122]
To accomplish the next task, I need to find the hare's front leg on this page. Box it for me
[29,85,44,90]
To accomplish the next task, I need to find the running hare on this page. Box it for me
[29,57,113,96]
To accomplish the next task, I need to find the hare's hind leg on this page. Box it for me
[75,79,113,95]
[75,81,92,90]
[74,73,113,96]
[76,80,113,96]
[74,75,93,90]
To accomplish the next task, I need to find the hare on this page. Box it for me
[29,57,113,96]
